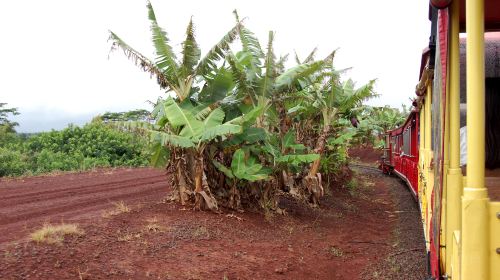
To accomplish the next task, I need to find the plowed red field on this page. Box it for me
[0,168,168,248]
[0,162,426,279]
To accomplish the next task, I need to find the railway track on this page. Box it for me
[349,163,381,173]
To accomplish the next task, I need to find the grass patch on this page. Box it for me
[31,223,83,245]
[192,226,210,239]
[345,178,359,196]
[117,229,141,242]
[145,217,163,233]
[102,201,131,218]
[112,201,130,213]
[327,245,344,257]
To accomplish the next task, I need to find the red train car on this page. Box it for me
[380,110,420,199]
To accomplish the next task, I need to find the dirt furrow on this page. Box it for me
[0,168,168,248]
[0,170,166,200]
[0,181,166,226]
[0,174,166,209]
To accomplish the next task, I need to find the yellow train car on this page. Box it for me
[384,1,500,279]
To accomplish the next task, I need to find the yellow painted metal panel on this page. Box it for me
[462,0,489,278]
[451,230,461,280]
[465,0,485,190]
[461,192,489,279]
[445,1,463,276]
[490,202,500,279]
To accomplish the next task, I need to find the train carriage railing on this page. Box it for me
[381,1,500,279]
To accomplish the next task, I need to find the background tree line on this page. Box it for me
[0,104,150,177]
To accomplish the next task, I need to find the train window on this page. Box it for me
[403,128,411,156]
[459,33,500,170]
[486,77,500,169]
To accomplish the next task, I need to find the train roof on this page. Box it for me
[458,0,500,32]
[417,2,500,93]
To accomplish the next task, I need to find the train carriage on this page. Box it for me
[380,1,500,279]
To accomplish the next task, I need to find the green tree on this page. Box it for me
[0,103,19,133]
[97,109,151,122]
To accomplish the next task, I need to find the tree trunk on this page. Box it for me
[229,181,241,210]
[177,162,190,205]
[169,150,191,205]
[308,124,331,176]
[185,150,197,180]
[193,154,219,211]
[194,154,204,209]
[303,124,330,205]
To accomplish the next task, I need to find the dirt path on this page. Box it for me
[0,168,168,248]
[0,164,426,279]
[358,165,427,279]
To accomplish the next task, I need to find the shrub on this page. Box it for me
[0,122,149,177]
[0,147,28,177]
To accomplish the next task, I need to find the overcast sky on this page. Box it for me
[0,0,430,132]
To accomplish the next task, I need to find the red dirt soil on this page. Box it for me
[0,168,168,248]
[0,161,425,279]
[349,145,383,166]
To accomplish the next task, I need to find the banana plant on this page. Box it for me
[226,24,328,134]
[212,149,271,182]
[109,1,242,103]
[151,97,241,210]
[261,129,319,198]
[282,56,376,204]
[212,148,271,209]
[109,3,383,211]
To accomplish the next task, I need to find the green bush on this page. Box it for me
[0,147,29,176]
[32,149,81,173]
[0,122,149,177]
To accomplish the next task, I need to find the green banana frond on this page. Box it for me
[303,47,318,63]
[151,130,195,148]
[162,98,204,138]
[341,79,377,111]
[200,123,242,142]
[275,154,320,165]
[327,131,356,146]
[233,10,264,65]
[353,79,378,100]
[227,104,265,126]
[195,22,242,78]
[150,142,170,168]
[194,105,213,121]
[282,130,297,149]
[294,51,301,65]
[276,54,288,75]
[231,149,269,182]
[202,107,225,128]
[212,160,235,179]
[224,127,267,146]
[198,67,234,103]
[323,49,338,64]
[275,60,325,90]
[146,1,179,83]
[227,53,255,101]
[180,17,201,79]
[108,31,171,90]
[260,31,276,98]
